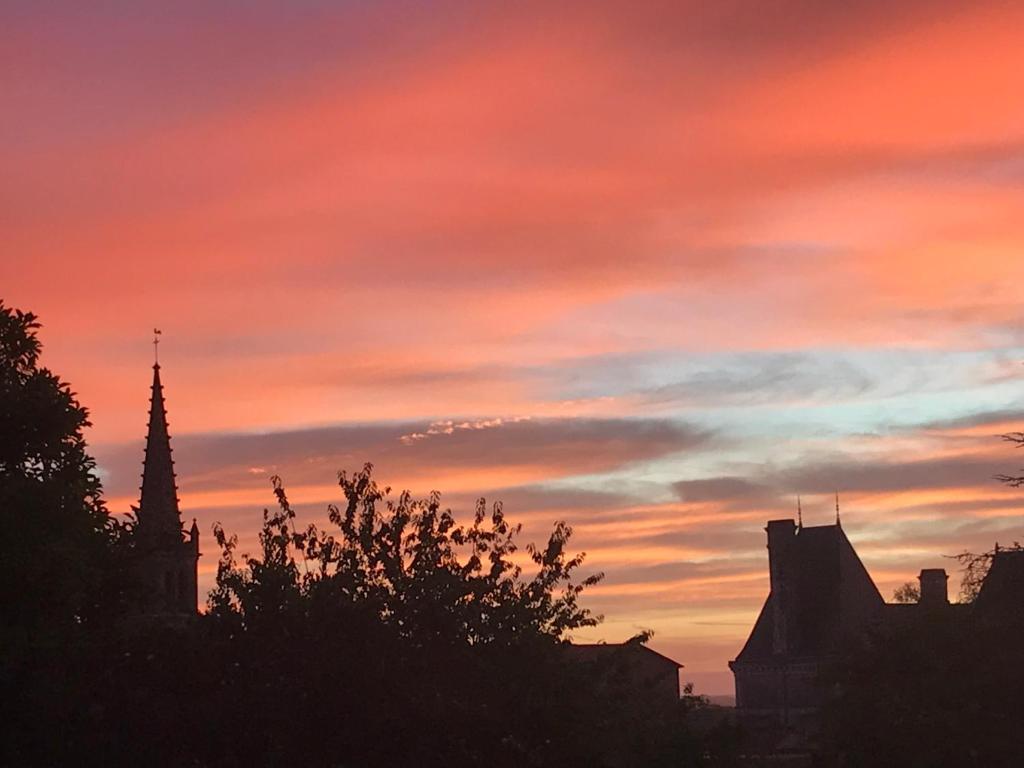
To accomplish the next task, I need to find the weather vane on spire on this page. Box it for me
[153,328,162,365]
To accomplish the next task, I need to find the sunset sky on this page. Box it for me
[5,1,1024,693]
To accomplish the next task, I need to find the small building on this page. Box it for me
[566,641,682,707]
[565,641,684,767]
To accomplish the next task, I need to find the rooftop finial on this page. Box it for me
[835,491,841,526]
[797,495,803,529]
[153,327,162,365]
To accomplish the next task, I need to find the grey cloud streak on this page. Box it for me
[674,452,1017,507]
[96,416,711,499]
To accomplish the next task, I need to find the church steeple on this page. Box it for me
[137,363,183,546]
[133,351,199,616]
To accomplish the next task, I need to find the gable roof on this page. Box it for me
[567,642,683,669]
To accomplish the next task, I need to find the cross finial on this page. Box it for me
[153,328,162,365]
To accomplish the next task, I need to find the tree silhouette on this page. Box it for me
[892,581,920,603]
[948,542,1022,602]
[0,301,135,766]
[942,432,1024,602]
[185,467,714,766]
[0,301,126,636]
[210,465,603,643]
[994,431,1024,487]
[197,466,625,765]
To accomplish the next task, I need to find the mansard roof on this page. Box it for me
[734,523,884,663]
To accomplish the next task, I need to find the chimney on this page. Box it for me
[918,568,949,607]
[767,519,798,654]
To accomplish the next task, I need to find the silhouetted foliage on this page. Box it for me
[892,581,920,604]
[0,301,138,766]
[210,466,602,644]
[994,430,1024,487]
[946,541,1022,602]
[187,467,709,766]
[0,301,125,634]
[941,433,1024,603]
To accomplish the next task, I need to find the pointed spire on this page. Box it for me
[835,491,841,526]
[796,496,803,530]
[137,361,182,545]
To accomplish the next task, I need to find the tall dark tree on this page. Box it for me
[0,301,120,638]
[0,301,135,767]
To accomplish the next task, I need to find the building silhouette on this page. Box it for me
[133,361,199,615]
[567,642,682,707]
[731,516,1024,756]
[729,520,882,744]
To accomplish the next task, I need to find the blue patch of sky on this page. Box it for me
[547,345,1024,425]
[536,345,1024,500]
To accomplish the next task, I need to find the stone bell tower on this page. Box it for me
[134,345,199,616]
